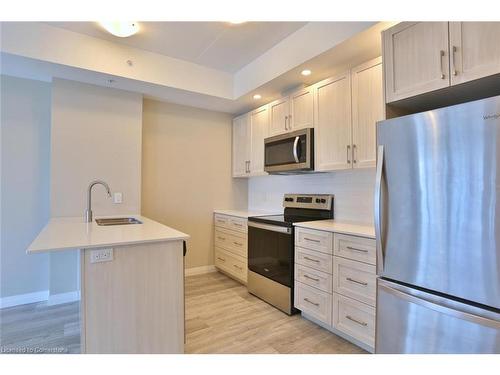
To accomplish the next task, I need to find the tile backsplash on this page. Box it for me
[248,168,375,225]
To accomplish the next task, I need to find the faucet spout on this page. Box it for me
[85,180,112,223]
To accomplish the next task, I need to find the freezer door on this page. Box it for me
[376,95,500,308]
[376,279,500,354]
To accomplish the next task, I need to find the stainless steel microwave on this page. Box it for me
[264,128,314,174]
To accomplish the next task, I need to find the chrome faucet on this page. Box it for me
[85,180,112,223]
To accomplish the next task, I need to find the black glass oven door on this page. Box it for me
[248,222,293,287]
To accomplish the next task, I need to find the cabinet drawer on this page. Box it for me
[228,216,247,233]
[333,257,376,306]
[295,246,333,274]
[295,281,332,326]
[214,228,247,258]
[295,264,332,293]
[295,228,333,254]
[333,293,375,349]
[215,247,247,283]
[334,233,376,265]
[214,214,230,229]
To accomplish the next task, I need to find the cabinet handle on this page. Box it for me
[247,160,251,173]
[217,257,226,262]
[352,144,357,164]
[346,277,368,286]
[304,237,320,243]
[346,246,368,253]
[347,145,351,164]
[439,50,446,79]
[304,274,320,282]
[284,115,289,130]
[233,241,243,246]
[232,223,243,227]
[288,114,292,130]
[303,256,320,263]
[452,45,458,76]
[233,264,243,270]
[216,219,226,224]
[217,236,226,241]
[304,298,320,307]
[346,315,368,327]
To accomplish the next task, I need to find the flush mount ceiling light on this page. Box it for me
[228,21,246,25]
[99,21,140,37]
[301,69,312,76]
[253,94,262,100]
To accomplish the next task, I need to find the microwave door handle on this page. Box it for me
[293,136,300,163]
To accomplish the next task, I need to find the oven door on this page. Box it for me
[248,221,293,287]
[264,128,313,173]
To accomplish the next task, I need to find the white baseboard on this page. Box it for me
[47,291,81,306]
[185,265,217,276]
[0,290,49,309]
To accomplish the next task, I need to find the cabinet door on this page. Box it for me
[249,104,269,176]
[232,114,250,177]
[351,57,384,169]
[449,22,500,85]
[383,22,450,103]
[268,97,290,136]
[314,73,352,172]
[289,86,314,131]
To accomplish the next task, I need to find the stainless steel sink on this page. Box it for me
[95,217,143,226]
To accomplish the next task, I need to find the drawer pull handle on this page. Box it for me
[233,242,243,246]
[304,274,320,282]
[346,277,368,286]
[346,315,368,327]
[232,223,243,227]
[346,246,368,253]
[217,236,226,241]
[217,220,225,224]
[233,264,243,270]
[303,256,320,263]
[304,298,320,307]
[217,257,226,262]
[304,237,321,243]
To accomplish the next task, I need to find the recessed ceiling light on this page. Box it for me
[253,94,262,100]
[301,69,312,76]
[228,21,246,25]
[99,22,139,37]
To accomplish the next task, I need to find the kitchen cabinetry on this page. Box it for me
[232,113,250,177]
[248,104,269,176]
[383,22,500,103]
[351,57,384,168]
[449,22,500,85]
[214,213,248,284]
[294,226,377,352]
[269,86,315,137]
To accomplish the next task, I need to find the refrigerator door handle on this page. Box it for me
[374,145,384,275]
[378,279,500,329]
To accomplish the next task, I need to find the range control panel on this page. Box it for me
[283,194,334,210]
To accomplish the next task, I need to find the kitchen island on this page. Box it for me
[27,215,189,354]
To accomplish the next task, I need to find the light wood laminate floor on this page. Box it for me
[0,272,365,354]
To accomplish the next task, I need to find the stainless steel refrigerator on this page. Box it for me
[375,95,500,354]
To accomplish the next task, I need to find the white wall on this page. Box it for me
[141,99,248,270]
[49,79,143,297]
[248,169,375,225]
[0,75,51,302]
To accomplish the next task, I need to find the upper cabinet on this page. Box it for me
[314,73,352,172]
[384,22,500,103]
[383,22,450,103]
[449,22,500,85]
[232,113,251,178]
[351,57,384,169]
[248,104,269,176]
[268,86,315,137]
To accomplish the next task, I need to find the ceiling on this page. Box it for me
[47,22,307,73]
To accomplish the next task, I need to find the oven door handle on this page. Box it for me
[293,136,300,163]
[248,221,292,234]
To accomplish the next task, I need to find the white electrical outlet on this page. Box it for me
[90,248,113,263]
[113,192,123,204]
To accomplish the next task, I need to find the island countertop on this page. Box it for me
[293,219,375,239]
[27,214,189,254]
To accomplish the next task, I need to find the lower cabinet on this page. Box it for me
[214,213,248,284]
[294,227,377,352]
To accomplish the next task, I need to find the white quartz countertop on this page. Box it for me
[294,219,375,239]
[27,215,190,254]
[213,209,280,218]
